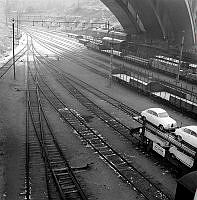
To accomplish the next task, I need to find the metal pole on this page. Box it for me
[17,14,19,36]
[109,46,113,87]
[109,27,114,87]
[12,18,16,80]
[176,31,185,82]
[18,12,20,35]
[107,21,110,31]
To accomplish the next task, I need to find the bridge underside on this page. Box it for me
[100,0,197,48]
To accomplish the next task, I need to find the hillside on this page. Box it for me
[65,0,122,28]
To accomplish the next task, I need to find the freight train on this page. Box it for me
[149,56,197,79]
[87,28,128,41]
[86,37,126,55]
[75,34,126,51]
[86,39,197,84]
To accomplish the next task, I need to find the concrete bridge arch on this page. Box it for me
[100,0,197,47]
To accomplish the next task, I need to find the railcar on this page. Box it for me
[102,37,127,51]
[78,38,89,45]
[108,30,128,41]
[86,40,104,51]
[150,56,196,74]
[91,28,108,39]
[80,35,94,40]
[67,33,82,39]
[101,50,123,57]
[85,38,197,83]
[124,55,149,67]
[90,28,128,41]
[149,56,197,83]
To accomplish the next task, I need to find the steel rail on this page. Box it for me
[29,50,89,200]
[25,62,30,200]
[27,28,197,99]
[32,44,196,159]
[0,47,27,78]
[0,45,26,69]
[31,49,172,200]
[24,28,112,72]
[35,54,140,143]
[28,33,108,78]
[26,60,51,199]
[26,29,112,72]
[36,36,197,155]
[28,70,87,200]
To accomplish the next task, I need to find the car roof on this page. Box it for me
[146,108,166,113]
[181,126,197,132]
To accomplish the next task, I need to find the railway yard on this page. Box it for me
[1,26,197,200]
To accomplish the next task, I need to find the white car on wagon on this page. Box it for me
[173,126,197,147]
[141,108,177,131]
[169,126,197,168]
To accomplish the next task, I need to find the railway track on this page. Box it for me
[25,52,89,200]
[25,29,196,166]
[27,32,197,154]
[35,69,171,200]
[25,65,49,199]
[27,32,108,78]
[0,46,27,78]
[32,44,196,159]
[25,28,114,68]
[39,53,140,117]
[26,28,197,100]
[29,44,173,200]
[81,50,197,99]
[30,60,170,200]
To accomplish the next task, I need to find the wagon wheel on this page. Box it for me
[158,125,164,131]
[176,135,183,142]
[141,116,146,122]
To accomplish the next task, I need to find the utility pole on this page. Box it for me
[27,34,29,68]
[12,18,16,80]
[176,31,185,83]
[17,13,19,36]
[109,52,113,86]
[107,23,114,88]
[18,12,21,36]
[107,21,110,31]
